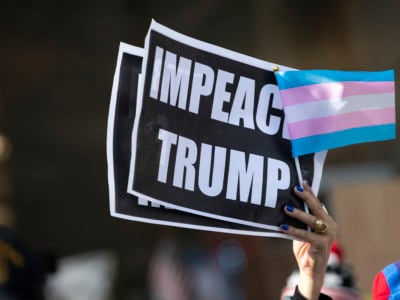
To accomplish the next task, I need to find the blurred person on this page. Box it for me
[0,223,54,300]
[372,261,400,299]
[0,159,55,300]
[279,181,339,300]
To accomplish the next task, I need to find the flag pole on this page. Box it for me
[294,156,303,185]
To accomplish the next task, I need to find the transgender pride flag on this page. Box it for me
[275,69,396,157]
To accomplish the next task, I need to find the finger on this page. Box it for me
[280,223,321,243]
[283,204,319,229]
[284,202,338,237]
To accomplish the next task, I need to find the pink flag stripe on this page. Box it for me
[287,107,396,139]
[280,81,395,107]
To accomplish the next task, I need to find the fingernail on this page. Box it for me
[296,185,304,192]
[285,205,294,213]
[280,224,289,231]
[303,180,309,186]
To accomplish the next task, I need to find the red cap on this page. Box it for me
[330,240,343,263]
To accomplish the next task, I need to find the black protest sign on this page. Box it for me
[128,21,326,231]
[107,42,285,237]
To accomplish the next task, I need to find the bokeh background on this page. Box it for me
[1,0,399,299]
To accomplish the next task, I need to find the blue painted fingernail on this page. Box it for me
[280,224,289,231]
[286,205,294,212]
[296,185,304,192]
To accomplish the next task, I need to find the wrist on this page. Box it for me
[297,271,325,300]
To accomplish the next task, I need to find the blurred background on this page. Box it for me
[0,0,399,299]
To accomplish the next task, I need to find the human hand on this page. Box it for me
[280,181,338,300]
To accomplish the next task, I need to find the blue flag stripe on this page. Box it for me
[276,69,395,90]
[291,124,396,157]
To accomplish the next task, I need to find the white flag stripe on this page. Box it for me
[284,93,395,123]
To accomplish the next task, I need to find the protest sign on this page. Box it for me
[107,42,285,237]
[127,20,327,232]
